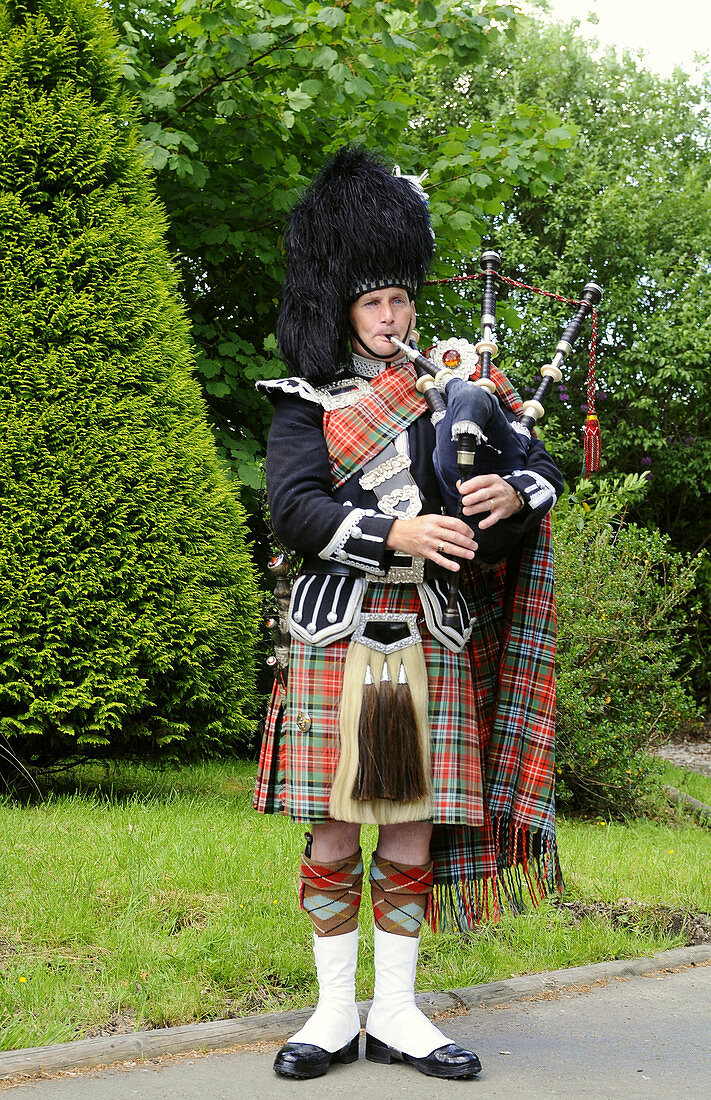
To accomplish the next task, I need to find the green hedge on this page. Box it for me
[0,0,260,765]
[553,476,699,815]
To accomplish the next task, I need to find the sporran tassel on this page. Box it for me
[352,663,379,801]
[395,661,428,801]
[373,661,398,798]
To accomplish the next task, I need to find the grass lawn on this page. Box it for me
[1,760,709,1051]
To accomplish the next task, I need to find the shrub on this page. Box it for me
[678,555,711,711]
[553,476,699,815]
[0,0,260,766]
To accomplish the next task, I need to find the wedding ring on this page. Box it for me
[489,497,494,509]
[437,541,445,553]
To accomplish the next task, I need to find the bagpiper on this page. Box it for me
[254,146,564,1081]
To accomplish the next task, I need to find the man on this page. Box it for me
[254,147,563,1081]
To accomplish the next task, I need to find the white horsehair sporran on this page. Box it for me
[329,612,432,825]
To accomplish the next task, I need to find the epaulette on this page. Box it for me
[256,375,375,411]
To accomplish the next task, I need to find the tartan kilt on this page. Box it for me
[254,581,484,827]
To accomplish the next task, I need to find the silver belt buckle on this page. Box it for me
[352,612,421,653]
[384,554,425,584]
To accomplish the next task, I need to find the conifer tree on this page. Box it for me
[0,0,260,765]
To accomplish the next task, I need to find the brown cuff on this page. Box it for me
[369,852,433,937]
[299,848,364,936]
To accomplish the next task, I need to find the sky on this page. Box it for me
[523,0,711,77]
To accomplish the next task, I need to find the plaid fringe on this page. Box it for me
[427,819,563,933]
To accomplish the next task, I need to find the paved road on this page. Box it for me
[12,963,711,1098]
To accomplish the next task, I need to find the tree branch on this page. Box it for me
[178,34,299,113]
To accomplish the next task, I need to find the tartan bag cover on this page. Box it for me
[255,356,562,930]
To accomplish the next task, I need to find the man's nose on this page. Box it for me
[379,303,395,324]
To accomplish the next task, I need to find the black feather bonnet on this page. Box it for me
[277,146,434,384]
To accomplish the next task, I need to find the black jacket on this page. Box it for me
[264,377,564,574]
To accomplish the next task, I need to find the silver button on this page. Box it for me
[351,526,362,539]
[327,611,338,623]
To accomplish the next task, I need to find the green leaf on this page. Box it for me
[498,303,522,331]
[144,146,169,171]
[203,224,230,245]
[286,88,314,112]
[417,1,437,21]
[328,63,351,84]
[197,359,222,379]
[544,126,573,144]
[237,462,263,489]
[449,210,473,230]
[344,77,374,97]
[144,87,175,109]
[206,380,232,398]
[317,7,347,28]
[245,33,275,50]
[313,45,338,68]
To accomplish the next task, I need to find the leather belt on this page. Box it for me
[301,554,448,583]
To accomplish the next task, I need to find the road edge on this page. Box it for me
[2,943,710,1081]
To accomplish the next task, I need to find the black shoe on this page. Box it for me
[273,1033,360,1079]
[365,1032,481,1079]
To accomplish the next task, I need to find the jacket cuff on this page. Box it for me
[318,508,395,574]
[504,471,558,517]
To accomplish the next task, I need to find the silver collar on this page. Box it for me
[350,352,406,378]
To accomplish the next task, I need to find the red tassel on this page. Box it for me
[582,413,601,475]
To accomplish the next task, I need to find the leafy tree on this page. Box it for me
[108,0,574,499]
[0,0,260,767]
[415,14,711,701]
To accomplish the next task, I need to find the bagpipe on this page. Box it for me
[390,251,602,627]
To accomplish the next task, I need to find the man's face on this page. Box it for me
[349,287,416,360]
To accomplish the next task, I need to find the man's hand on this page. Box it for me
[385,515,477,573]
[459,474,523,530]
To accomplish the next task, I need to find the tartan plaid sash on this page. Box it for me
[324,357,521,490]
[423,354,559,928]
[323,362,426,488]
[428,511,560,930]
